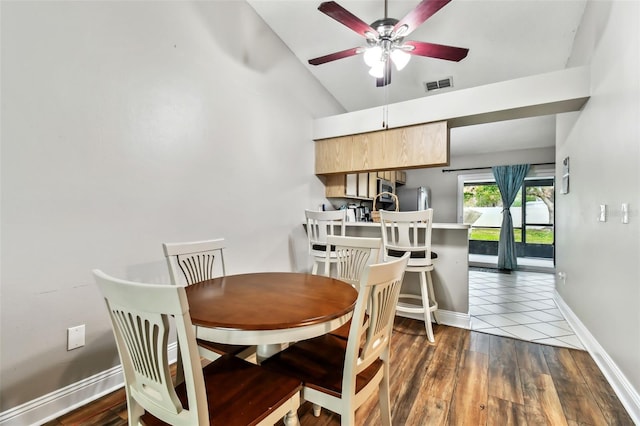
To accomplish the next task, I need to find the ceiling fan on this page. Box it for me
[308,0,469,87]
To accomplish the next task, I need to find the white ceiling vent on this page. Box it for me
[424,77,453,93]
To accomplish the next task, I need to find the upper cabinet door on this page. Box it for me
[314,122,449,175]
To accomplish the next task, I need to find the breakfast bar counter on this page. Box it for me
[344,221,470,328]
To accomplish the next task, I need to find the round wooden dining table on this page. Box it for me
[185,272,358,362]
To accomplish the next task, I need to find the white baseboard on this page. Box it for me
[396,309,471,330]
[0,366,124,426]
[555,291,640,424]
[0,343,178,426]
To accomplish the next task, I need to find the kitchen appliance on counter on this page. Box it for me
[396,186,431,211]
[357,206,370,221]
[346,205,357,222]
[347,204,371,222]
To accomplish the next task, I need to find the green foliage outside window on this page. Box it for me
[464,180,555,245]
[469,227,554,244]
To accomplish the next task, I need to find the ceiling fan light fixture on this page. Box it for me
[369,61,385,78]
[390,48,410,70]
[363,46,383,67]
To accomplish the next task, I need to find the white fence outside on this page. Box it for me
[466,201,550,228]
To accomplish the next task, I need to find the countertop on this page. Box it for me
[344,221,470,230]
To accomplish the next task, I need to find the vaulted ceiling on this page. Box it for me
[248,0,587,156]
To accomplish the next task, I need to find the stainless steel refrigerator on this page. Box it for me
[396,186,431,211]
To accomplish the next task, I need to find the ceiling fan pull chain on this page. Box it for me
[382,106,386,129]
[382,83,386,128]
[383,80,389,129]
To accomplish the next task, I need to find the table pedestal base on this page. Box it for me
[257,343,287,364]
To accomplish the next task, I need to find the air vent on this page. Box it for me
[424,76,453,92]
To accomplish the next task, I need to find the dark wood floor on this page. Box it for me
[46,318,633,425]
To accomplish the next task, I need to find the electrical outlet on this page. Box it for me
[67,325,85,350]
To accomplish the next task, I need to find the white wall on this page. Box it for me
[556,0,640,402]
[0,1,343,411]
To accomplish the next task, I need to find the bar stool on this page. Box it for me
[304,209,346,276]
[379,209,439,342]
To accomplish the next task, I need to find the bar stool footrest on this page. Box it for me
[396,294,438,314]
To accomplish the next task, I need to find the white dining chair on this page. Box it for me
[93,270,302,426]
[163,238,227,286]
[305,209,346,276]
[162,238,254,362]
[261,253,409,426]
[325,235,382,340]
[379,209,439,342]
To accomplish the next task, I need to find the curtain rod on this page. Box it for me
[441,162,555,173]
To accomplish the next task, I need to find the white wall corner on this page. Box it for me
[554,291,640,424]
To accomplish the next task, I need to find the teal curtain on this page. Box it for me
[492,164,530,270]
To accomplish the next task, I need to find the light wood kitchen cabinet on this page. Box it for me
[357,173,368,197]
[315,121,449,175]
[350,130,384,172]
[368,172,378,198]
[315,134,354,175]
[345,174,357,197]
[325,173,371,200]
[324,174,347,198]
[325,170,406,200]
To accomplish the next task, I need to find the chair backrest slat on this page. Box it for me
[326,236,382,289]
[163,238,226,285]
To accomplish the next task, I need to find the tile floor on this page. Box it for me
[468,267,585,350]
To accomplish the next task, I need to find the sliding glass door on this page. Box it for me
[462,177,554,260]
[521,178,554,259]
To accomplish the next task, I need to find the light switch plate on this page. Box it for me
[622,203,629,224]
[599,204,607,222]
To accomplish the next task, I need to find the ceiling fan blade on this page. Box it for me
[405,40,469,61]
[318,1,377,39]
[376,60,392,87]
[308,47,362,65]
[393,0,451,37]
